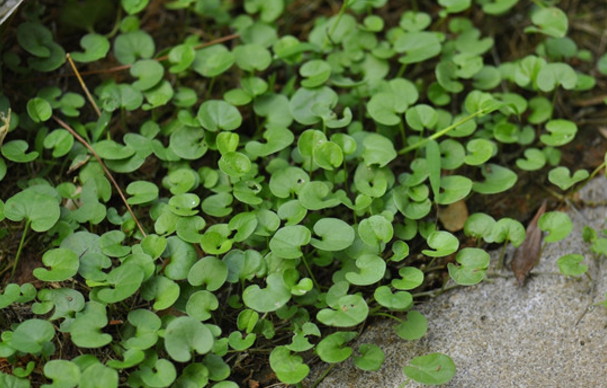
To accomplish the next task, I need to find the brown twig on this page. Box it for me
[52,115,147,238]
[66,53,101,117]
[17,33,241,83]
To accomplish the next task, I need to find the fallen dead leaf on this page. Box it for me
[510,200,547,286]
[438,200,469,232]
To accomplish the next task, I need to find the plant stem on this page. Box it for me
[323,0,350,50]
[497,241,508,270]
[371,312,404,322]
[301,254,320,291]
[53,115,147,237]
[311,363,335,388]
[397,378,411,388]
[398,110,485,154]
[12,219,31,278]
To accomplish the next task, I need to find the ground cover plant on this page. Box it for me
[0,0,606,387]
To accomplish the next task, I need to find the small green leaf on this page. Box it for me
[33,248,79,282]
[197,100,242,132]
[269,346,309,385]
[317,294,369,327]
[447,248,490,285]
[165,317,214,362]
[538,212,573,242]
[345,254,386,286]
[42,360,80,388]
[4,185,60,232]
[243,273,291,313]
[70,33,110,63]
[472,164,517,194]
[130,59,164,91]
[557,254,587,277]
[367,93,407,126]
[27,97,52,123]
[525,7,568,38]
[2,140,39,163]
[548,167,588,190]
[403,353,456,385]
[310,218,355,251]
[487,218,526,246]
[392,267,424,290]
[11,319,55,354]
[422,231,459,257]
[373,286,413,311]
[394,32,441,64]
[394,311,427,340]
[316,331,356,363]
[358,215,393,250]
[186,290,219,321]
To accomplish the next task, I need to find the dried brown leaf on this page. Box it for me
[511,200,547,286]
[438,200,469,232]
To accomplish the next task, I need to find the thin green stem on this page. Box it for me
[323,0,350,50]
[371,312,404,323]
[301,254,321,291]
[311,364,335,388]
[497,241,508,270]
[397,378,412,388]
[398,120,406,145]
[12,219,31,278]
[398,110,485,154]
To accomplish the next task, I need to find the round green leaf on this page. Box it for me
[113,30,155,65]
[394,32,441,64]
[289,86,337,126]
[548,167,588,190]
[269,346,309,385]
[4,185,60,232]
[358,215,393,250]
[557,254,587,277]
[403,353,456,385]
[310,218,355,251]
[367,93,407,126]
[525,6,568,38]
[447,248,490,285]
[165,317,214,362]
[392,266,424,290]
[538,211,573,242]
[27,97,52,123]
[270,225,311,259]
[345,254,386,286]
[472,164,517,194]
[186,291,219,321]
[243,273,291,313]
[33,248,79,282]
[2,140,39,163]
[373,285,413,311]
[187,256,228,291]
[316,331,356,363]
[363,134,397,167]
[70,33,110,63]
[394,310,427,341]
[317,294,368,327]
[130,59,164,91]
[11,319,55,354]
[197,100,242,132]
[422,231,459,257]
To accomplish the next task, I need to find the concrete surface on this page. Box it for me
[311,178,607,388]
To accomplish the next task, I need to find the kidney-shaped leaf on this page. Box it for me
[4,185,60,232]
[243,273,291,313]
[447,248,490,285]
[538,211,573,243]
[310,218,355,251]
[165,316,214,362]
[403,353,456,385]
[317,294,368,327]
[33,248,79,282]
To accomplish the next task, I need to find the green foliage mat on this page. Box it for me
[0,0,605,387]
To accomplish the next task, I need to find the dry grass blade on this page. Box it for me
[510,200,547,286]
[52,115,147,238]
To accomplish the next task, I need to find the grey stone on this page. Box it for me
[311,178,607,388]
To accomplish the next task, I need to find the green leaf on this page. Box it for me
[96,263,144,303]
[218,152,251,177]
[245,125,294,157]
[373,286,413,311]
[27,97,52,123]
[437,175,473,205]
[464,139,495,166]
[44,129,74,158]
[42,360,80,388]
[197,100,242,131]
[536,63,577,92]
[557,254,587,277]
[465,213,497,240]
[525,7,568,38]
[317,294,368,327]
[367,93,407,126]
[392,266,424,290]
[548,167,588,190]
[269,346,309,385]
[316,331,356,363]
[243,273,291,313]
[310,218,355,251]
[422,231,459,257]
[165,317,214,362]
[17,22,53,57]
[270,225,311,259]
[130,59,164,91]
[394,311,427,340]
[186,290,219,321]
[516,148,546,171]
[192,45,234,77]
[447,248,490,285]
[487,218,526,246]
[67,302,112,348]
[168,43,195,73]
[358,215,393,250]
[121,0,150,14]
[70,33,110,63]
[289,86,338,126]
[188,256,228,291]
[345,254,386,286]
[4,185,60,232]
[363,134,397,167]
[33,248,79,282]
[403,353,456,385]
[538,211,573,242]
[541,119,577,147]
[472,164,517,194]
[11,319,55,354]
[300,59,331,88]
[234,43,272,71]
[481,0,519,15]
[2,140,39,163]
[140,275,180,310]
[113,30,155,65]
[394,32,441,64]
